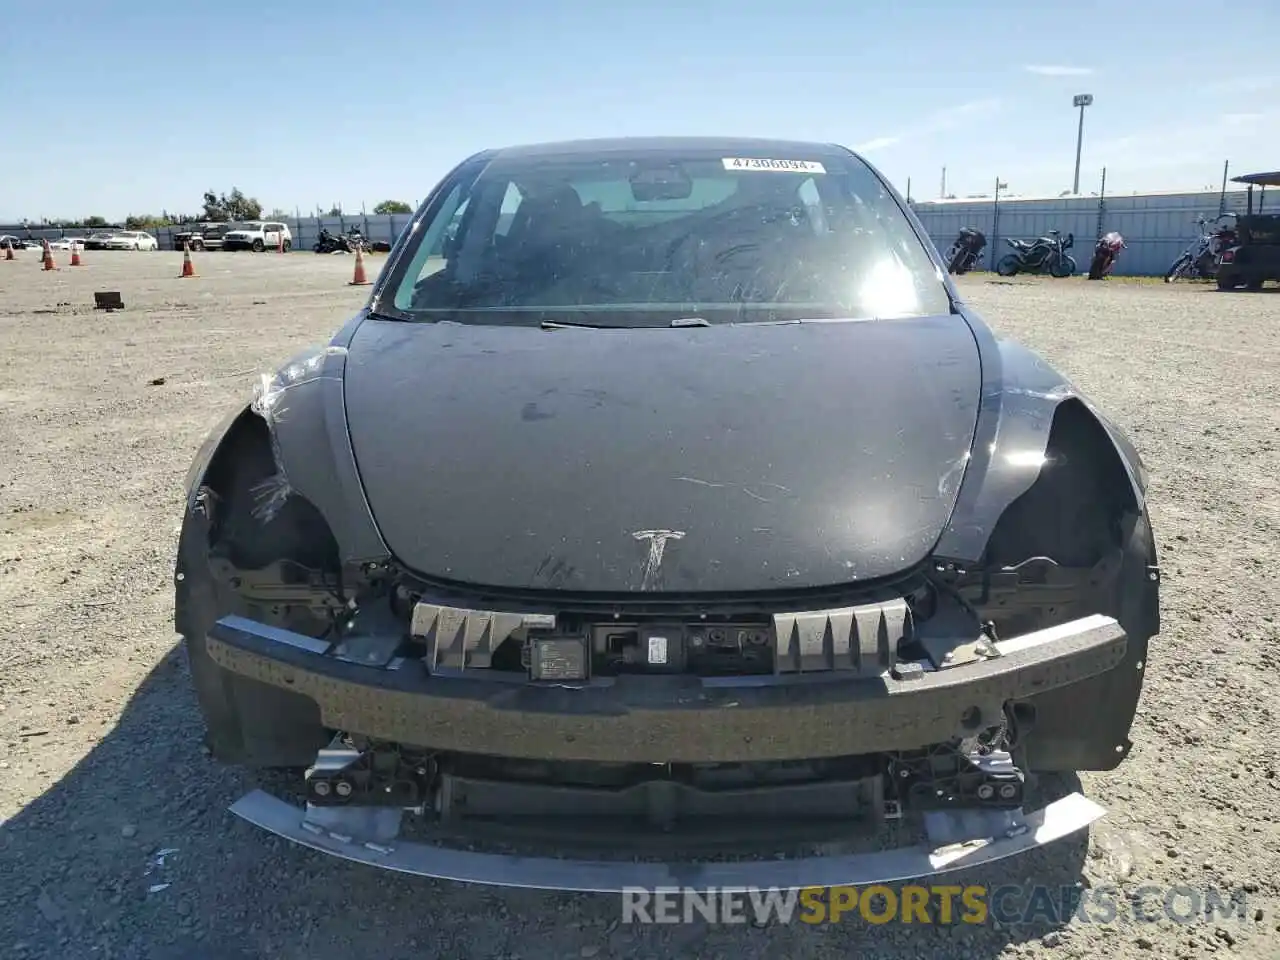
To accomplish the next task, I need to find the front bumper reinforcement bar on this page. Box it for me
[205,613,1129,763]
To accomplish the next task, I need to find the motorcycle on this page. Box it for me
[1087,231,1126,280]
[313,228,349,253]
[313,227,374,254]
[1164,214,1237,282]
[994,230,1076,278]
[945,227,986,274]
[346,228,374,255]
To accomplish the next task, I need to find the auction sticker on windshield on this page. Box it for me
[722,158,827,173]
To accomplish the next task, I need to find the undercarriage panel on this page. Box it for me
[229,787,1105,892]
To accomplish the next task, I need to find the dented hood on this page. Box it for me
[342,315,982,594]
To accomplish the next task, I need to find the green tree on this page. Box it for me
[373,200,413,215]
[83,215,108,228]
[201,188,263,222]
[125,213,174,230]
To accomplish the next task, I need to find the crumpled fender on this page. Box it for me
[934,321,1148,564]
[182,405,246,513]
[182,315,389,565]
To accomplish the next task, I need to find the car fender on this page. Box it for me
[182,314,389,564]
[933,323,1147,563]
[182,406,247,512]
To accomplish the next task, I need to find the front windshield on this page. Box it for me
[388,148,949,326]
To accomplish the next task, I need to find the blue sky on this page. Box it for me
[2,0,1277,222]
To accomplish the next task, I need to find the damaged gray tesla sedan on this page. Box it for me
[174,137,1159,890]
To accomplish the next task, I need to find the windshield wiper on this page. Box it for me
[541,317,713,330]
[539,319,612,330]
[366,306,413,323]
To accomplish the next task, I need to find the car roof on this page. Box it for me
[484,135,852,162]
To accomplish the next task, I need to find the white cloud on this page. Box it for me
[928,98,1002,129]
[855,98,1001,154]
[1205,76,1277,94]
[853,136,902,153]
[1092,110,1279,162]
[1024,65,1094,77]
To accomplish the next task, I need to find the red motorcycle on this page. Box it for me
[1087,231,1126,280]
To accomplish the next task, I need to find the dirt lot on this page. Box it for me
[1,249,1278,960]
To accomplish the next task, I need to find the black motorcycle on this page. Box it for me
[995,230,1076,278]
[1164,215,1237,282]
[313,227,373,254]
[345,228,374,255]
[945,227,986,274]
[313,228,349,254]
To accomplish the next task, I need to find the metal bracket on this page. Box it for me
[208,557,345,619]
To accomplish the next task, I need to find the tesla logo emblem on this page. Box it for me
[632,529,685,591]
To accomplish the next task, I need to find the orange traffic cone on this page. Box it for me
[70,241,83,267]
[179,242,196,278]
[41,240,57,271]
[349,245,371,285]
[3,240,13,261]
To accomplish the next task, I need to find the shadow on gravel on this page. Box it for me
[1,646,1092,960]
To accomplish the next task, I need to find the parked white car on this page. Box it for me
[47,237,86,251]
[221,220,292,252]
[104,231,158,251]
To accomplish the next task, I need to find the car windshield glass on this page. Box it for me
[388,148,949,326]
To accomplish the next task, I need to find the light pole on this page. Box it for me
[1072,93,1093,195]
[991,178,1008,269]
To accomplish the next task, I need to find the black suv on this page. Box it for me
[171,222,233,252]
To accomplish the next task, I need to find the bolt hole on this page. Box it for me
[1135,660,1144,670]
[960,706,982,730]
[1115,744,1124,753]
[175,572,185,582]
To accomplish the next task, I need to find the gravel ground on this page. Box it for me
[1,250,1278,960]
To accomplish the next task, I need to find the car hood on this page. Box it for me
[342,315,982,594]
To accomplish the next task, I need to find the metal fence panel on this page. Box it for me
[4,187,1263,276]
[911,188,1253,275]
